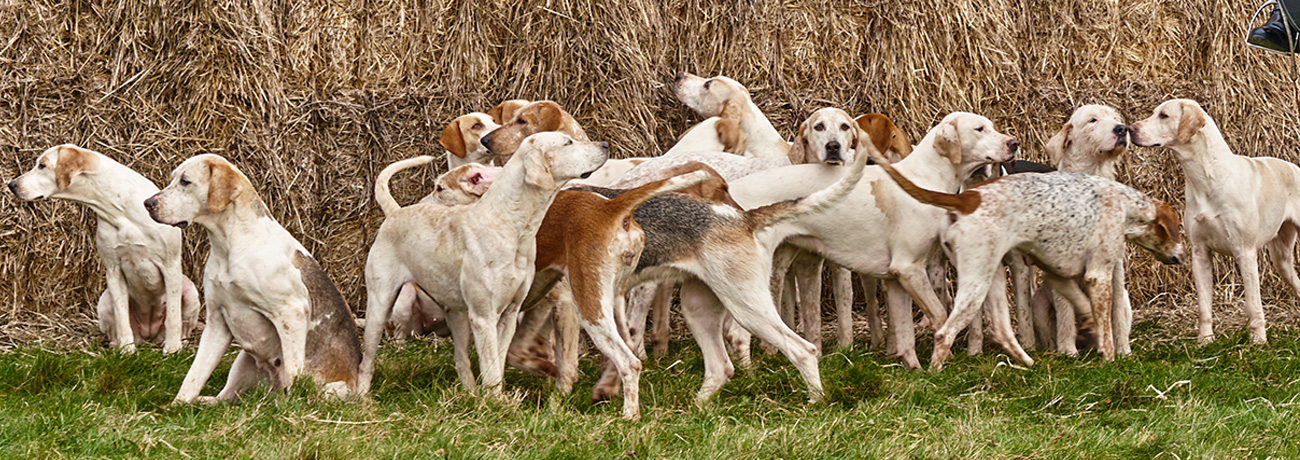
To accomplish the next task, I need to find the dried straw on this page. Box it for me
[2,0,1298,345]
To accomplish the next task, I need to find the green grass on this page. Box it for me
[1,324,1297,459]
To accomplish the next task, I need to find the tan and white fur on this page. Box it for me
[146,154,362,402]
[1131,98,1300,345]
[440,113,502,169]
[728,112,1019,369]
[359,132,609,395]
[9,144,200,354]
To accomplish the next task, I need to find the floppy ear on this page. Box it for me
[54,145,98,190]
[536,102,565,133]
[786,119,810,164]
[1045,122,1072,166]
[1176,102,1206,144]
[856,115,886,157]
[888,123,914,160]
[439,120,468,159]
[207,161,241,214]
[715,118,746,155]
[1155,201,1183,243]
[487,104,507,125]
[932,119,961,165]
[522,142,555,189]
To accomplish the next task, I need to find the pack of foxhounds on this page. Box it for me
[10,72,1296,420]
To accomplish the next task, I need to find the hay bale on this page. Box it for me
[2,0,1297,344]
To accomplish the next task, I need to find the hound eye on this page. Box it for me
[1088,118,1097,123]
[1158,113,1168,119]
[472,122,484,130]
[840,123,850,131]
[566,140,573,146]
[975,126,986,132]
[704,80,712,89]
[179,178,191,186]
[37,163,46,169]
[814,123,825,132]
[516,119,526,125]
[435,185,445,192]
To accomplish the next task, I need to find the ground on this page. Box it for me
[0,320,1296,459]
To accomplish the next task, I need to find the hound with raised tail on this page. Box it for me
[1130,98,1300,345]
[9,144,200,354]
[145,154,362,402]
[359,132,608,395]
[871,152,1184,368]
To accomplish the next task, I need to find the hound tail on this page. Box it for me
[866,147,981,215]
[375,156,436,216]
[744,141,873,230]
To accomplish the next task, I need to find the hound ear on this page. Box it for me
[715,118,746,155]
[207,161,241,214]
[1155,201,1183,244]
[786,119,810,164]
[522,142,555,189]
[1176,102,1206,144]
[1045,122,1072,166]
[933,119,961,165]
[487,104,507,125]
[439,120,467,159]
[536,102,565,133]
[54,145,98,190]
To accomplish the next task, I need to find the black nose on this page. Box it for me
[6,181,16,194]
[674,71,686,83]
[480,133,493,149]
[1113,125,1128,135]
[143,196,157,211]
[825,140,841,154]
[1006,139,1020,152]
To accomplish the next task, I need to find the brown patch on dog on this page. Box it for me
[439,118,468,159]
[54,145,99,190]
[294,250,361,389]
[1177,102,1206,144]
[869,179,896,220]
[856,114,914,160]
[655,161,741,209]
[487,99,530,125]
[1154,200,1183,244]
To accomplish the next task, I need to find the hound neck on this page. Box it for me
[895,134,964,193]
[1170,120,1234,191]
[477,152,562,247]
[739,99,791,155]
[55,160,160,231]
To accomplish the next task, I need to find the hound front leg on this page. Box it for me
[982,269,1033,366]
[858,274,885,351]
[162,260,185,353]
[791,253,824,354]
[883,280,919,369]
[215,351,269,402]
[1190,243,1216,344]
[1008,255,1036,349]
[1111,263,1133,356]
[650,282,675,358]
[1084,267,1115,360]
[106,268,135,353]
[270,302,309,389]
[444,308,478,391]
[174,307,233,403]
[552,278,580,394]
[832,264,854,348]
[1234,249,1268,344]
